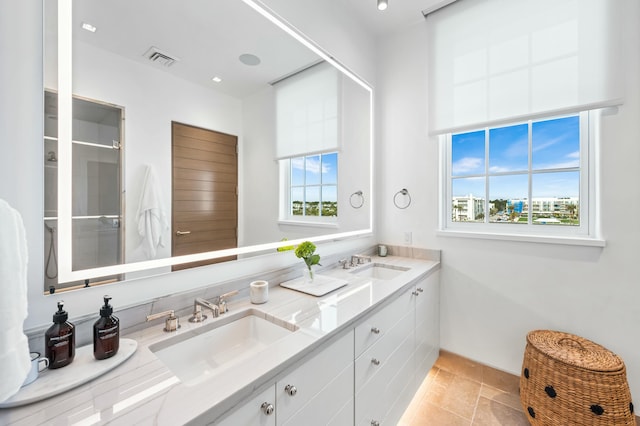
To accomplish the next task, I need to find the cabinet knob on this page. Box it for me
[371,327,381,334]
[417,287,424,292]
[284,384,297,396]
[412,291,420,296]
[261,402,274,415]
[371,358,381,366]
[371,421,380,426]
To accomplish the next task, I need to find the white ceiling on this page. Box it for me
[70,0,320,99]
[65,0,452,99]
[342,0,453,36]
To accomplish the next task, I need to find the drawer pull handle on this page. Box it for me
[417,287,424,292]
[371,421,380,426]
[261,402,274,415]
[371,358,381,366]
[284,384,297,396]
[371,327,381,334]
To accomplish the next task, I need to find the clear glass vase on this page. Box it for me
[302,266,314,284]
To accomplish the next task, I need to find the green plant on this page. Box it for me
[295,241,321,277]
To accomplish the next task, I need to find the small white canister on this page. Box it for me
[250,280,269,304]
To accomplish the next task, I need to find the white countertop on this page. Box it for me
[0,256,439,426]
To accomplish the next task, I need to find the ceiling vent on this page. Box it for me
[143,46,180,67]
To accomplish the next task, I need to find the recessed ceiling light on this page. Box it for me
[212,76,223,83]
[239,53,261,66]
[377,0,388,11]
[82,22,97,33]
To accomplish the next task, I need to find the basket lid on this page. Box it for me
[526,330,625,372]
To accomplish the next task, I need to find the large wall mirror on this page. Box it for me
[44,0,373,292]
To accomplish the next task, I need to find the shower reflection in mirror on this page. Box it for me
[44,92,124,292]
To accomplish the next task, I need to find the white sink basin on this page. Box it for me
[351,263,409,280]
[149,309,297,386]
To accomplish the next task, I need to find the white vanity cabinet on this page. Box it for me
[276,331,354,426]
[414,270,440,381]
[212,331,354,426]
[355,271,440,425]
[212,269,440,426]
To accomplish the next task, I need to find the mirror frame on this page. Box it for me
[55,0,374,284]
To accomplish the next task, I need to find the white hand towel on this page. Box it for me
[0,199,31,402]
[137,165,169,259]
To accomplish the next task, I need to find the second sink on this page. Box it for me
[149,309,297,386]
[350,263,410,280]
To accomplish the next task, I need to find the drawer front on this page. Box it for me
[277,330,354,423]
[354,288,414,357]
[214,385,275,426]
[355,307,414,390]
[355,330,415,425]
[281,362,353,426]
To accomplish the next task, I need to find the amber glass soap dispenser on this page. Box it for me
[45,300,75,369]
[93,295,120,360]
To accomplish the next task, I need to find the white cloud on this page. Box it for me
[452,157,483,174]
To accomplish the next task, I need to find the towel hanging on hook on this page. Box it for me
[393,188,411,209]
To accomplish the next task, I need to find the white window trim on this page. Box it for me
[279,154,339,226]
[438,110,605,247]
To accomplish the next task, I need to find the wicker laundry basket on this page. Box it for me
[520,330,635,425]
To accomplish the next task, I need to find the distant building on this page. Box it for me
[452,195,484,221]
[453,195,579,221]
[508,197,578,216]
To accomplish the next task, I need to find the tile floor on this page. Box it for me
[398,351,530,425]
[399,351,640,425]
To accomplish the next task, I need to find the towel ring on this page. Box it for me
[393,188,411,209]
[350,190,364,209]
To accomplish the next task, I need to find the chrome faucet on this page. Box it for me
[189,291,239,322]
[351,254,372,267]
[189,297,219,323]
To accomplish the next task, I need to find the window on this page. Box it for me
[442,112,598,241]
[283,152,338,222]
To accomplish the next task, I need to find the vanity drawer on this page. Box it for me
[355,330,415,425]
[354,289,413,357]
[355,307,413,390]
[276,330,354,424]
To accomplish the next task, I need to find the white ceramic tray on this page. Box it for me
[0,338,137,408]
[280,274,348,296]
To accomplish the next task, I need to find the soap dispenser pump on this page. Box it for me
[45,300,75,369]
[93,295,120,360]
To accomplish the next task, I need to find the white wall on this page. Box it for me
[0,0,376,330]
[377,1,640,398]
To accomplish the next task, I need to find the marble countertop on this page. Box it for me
[0,256,439,426]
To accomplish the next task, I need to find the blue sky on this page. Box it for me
[291,152,338,202]
[451,116,580,199]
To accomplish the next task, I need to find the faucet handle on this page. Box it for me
[218,290,239,314]
[146,309,180,332]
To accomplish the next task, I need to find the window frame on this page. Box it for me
[279,152,339,227]
[439,111,604,246]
